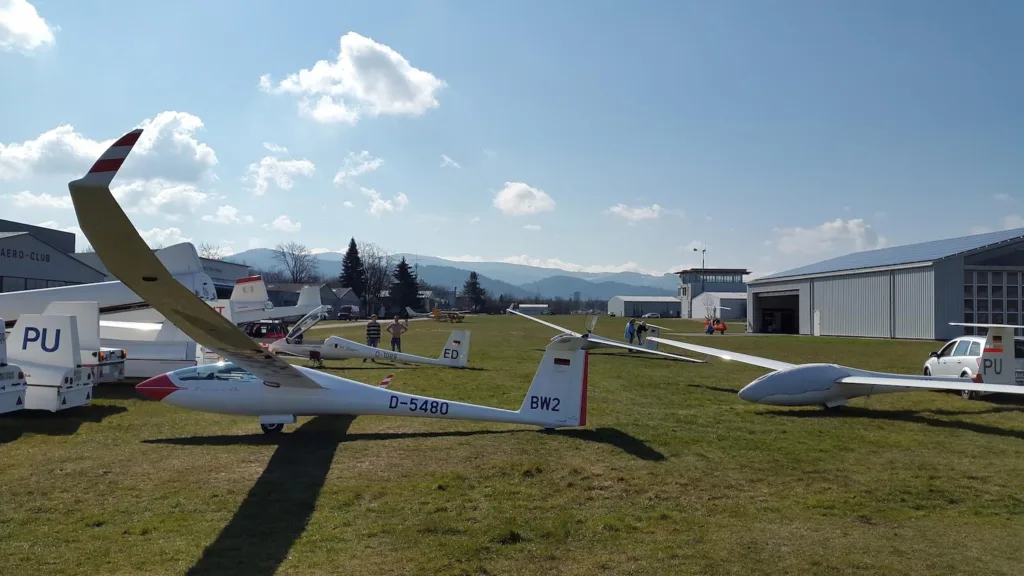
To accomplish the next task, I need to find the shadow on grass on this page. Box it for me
[94,383,148,401]
[0,403,127,444]
[687,383,740,395]
[185,415,356,576]
[762,406,1024,441]
[554,427,667,462]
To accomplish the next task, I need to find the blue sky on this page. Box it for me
[2,0,1022,279]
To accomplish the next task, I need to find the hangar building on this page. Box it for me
[0,220,107,292]
[675,268,751,319]
[746,227,1024,340]
[608,296,682,318]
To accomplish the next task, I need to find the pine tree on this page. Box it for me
[340,237,366,300]
[463,271,487,311]
[390,257,420,312]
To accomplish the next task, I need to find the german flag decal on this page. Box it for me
[452,340,461,345]
[994,335,1003,344]
[554,357,571,366]
[984,348,1004,354]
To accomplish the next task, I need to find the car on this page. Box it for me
[642,312,661,318]
[923,334,1024,399]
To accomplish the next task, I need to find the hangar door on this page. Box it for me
[754,290,799,334]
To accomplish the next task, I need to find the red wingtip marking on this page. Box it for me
[136,374,182,401]
[579,351,588,427]
[88,157,126,174]
[112,130,143,148]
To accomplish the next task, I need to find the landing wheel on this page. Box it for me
[924,367,931,376]
[823,404,843,412]
[260,423,284,434]
[961,389,979,401]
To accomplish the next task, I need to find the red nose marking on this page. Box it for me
[136,374,182,401]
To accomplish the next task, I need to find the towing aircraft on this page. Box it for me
[69,126,590,434]
[649,322,1024,408]
[406,307,432,319]
[507,306,706,363]
[267,305,471,367]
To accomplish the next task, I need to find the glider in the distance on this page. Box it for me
[649,323,1024,409]
[69,126,589,434]
[506,306,706,363]
[267,305,471,368]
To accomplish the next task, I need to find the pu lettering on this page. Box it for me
[983,358,1003,375]
[22,327,61,352]
[529,395,560,411]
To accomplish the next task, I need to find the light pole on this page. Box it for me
[693,245,706,295]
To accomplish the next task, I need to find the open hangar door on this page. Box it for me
[753,291,800,334]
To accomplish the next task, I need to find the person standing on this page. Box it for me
[636,320,649,345]
[624,318,636,345]
[387,315,407,352]
[363,314,381,363]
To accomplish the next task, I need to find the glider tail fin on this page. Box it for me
[951,323,1024,385]
[296,286,321,307]
[439,330,470,367]
[8,314,83,374]
[517,336,589,428]
[230,276,270,303]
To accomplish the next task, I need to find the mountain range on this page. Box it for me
[224,249,684,300]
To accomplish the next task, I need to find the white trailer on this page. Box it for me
[0,317,28,414]
[8,313,93,412]
[41,302,125,384]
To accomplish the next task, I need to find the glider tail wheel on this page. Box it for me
[260,423,285,434]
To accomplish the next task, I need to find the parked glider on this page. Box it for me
[268,306,471,367]
[507,307,706,363]
[649,322,1024,409]
[69,126,589,434]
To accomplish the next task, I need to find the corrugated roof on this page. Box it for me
[700,292,747,299]
[612,296,681,303]
[753,227,1024,282]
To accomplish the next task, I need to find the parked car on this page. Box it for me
[923,334,1024,399]
[642,312,661,318]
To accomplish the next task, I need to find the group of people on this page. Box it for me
[624,318,650,346]
[362,314,409,362]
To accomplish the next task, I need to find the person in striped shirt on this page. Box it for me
[363,314,381,363]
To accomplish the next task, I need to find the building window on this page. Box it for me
[1010,313,1020,326]
[992,271,1004,285]
[1010,285,1019,299]
[977,271,989,285]
[964,299,974,312]
[1009,272,1019,286]
[1,277,26,292]
[964,270,974,284]
[977,299,989,312]
[994,313,1005,324]
[993,284,1005,299]
[978,285,989,299]
[964,285,973,298]
[1009,299,1019,312]
[993,299,1004,312]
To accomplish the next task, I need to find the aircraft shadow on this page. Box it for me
[553,427,667,462]
[94,383,148,401]
[762,407,1024,441]
[687,383,739,395]
[0,404,127,444]
[185,415,356,576]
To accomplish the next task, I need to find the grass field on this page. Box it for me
[3,315,1024,575]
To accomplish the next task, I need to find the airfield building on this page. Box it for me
[517,304,549,315]
[746,227,1024,341]
[607,296,683,318]
[675,268,751,319]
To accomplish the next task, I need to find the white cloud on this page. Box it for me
[343,200,354,208]
[333,150,382,185]
[264,215,302,233]
[0,0,56,53]
[310,247,343,255]
[0,111,217,183]
[36,220,86,250]
[605,203,663,223]
[263,142,288,154]
[994,193,1014,202]
[111,179,210,219]
[482,148,497,158]
[140,227,190,248]
[244,155,315,196]
[470,216,480,224]
[361,187,408,216]
[440,154,460,169]
[523,224,541,231]
[259,31,445,124]
[1,190,71,208]
[773,218,888,256]
[1003,215,1024,230]
[492,182,555,216]
[201,205,253,224]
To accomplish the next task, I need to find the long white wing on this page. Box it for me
[506,307,581,336]
[68,128,323,390]
[586,334,706,363]
[648,336,794,372]
[838,373,1024,395]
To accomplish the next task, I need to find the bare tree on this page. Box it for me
[198,242,225,260]
[698,292,717,320]
[272,241,321,284]
[250,267,289,283]
[358,241,395,315]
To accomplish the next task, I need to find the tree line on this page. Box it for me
[199,240,610,317]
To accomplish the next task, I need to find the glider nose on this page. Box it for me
[136,374,182,401]
[737,380,768,403]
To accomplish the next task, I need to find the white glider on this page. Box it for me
[507,306,706,363]
[69,126,589,434]
[268,306,471,368]
[649,322,1024,408]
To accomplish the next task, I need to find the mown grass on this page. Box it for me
[2,315,1024,575]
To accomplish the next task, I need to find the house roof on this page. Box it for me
[0,232,107,277]
[752,227,1024,283]
[674,267,751,275]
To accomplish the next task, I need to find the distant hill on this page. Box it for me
[224,249,680,300]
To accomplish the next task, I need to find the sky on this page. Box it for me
[1,0,1023,280]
